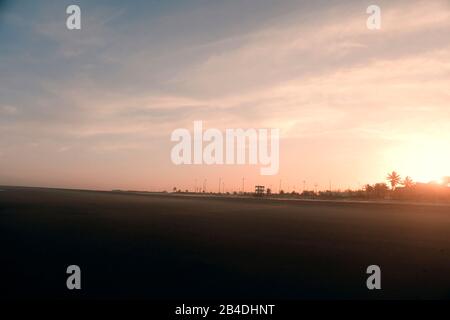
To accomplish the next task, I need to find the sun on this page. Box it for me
[385,139,449,183]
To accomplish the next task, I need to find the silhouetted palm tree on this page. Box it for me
[402,176,414,188]
[387,171,401,190]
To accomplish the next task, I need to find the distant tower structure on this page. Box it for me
[255,185,265,196]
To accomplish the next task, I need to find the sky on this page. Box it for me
[0,0,449,192]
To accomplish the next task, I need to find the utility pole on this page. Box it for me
[218,177,221,193]
[242,177,245,193]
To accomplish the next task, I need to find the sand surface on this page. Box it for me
[1,186,449,299]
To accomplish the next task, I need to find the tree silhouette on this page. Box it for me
[402,176,414,188]
[387,171,401,190]
[374,183,389,198]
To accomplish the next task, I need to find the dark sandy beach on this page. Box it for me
[0,186,449,299]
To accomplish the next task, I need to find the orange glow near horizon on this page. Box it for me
[385,139,449,184]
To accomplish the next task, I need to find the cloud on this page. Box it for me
[1,0,449,189]
[169,0,450,98]
[0,104,18,115]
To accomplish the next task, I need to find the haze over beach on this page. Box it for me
[1,0,449,191]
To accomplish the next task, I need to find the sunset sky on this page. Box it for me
[0,0,449,192]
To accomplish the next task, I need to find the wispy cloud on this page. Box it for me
[1,0,449,189]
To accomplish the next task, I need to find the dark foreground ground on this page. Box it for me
[0,186,449,299]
